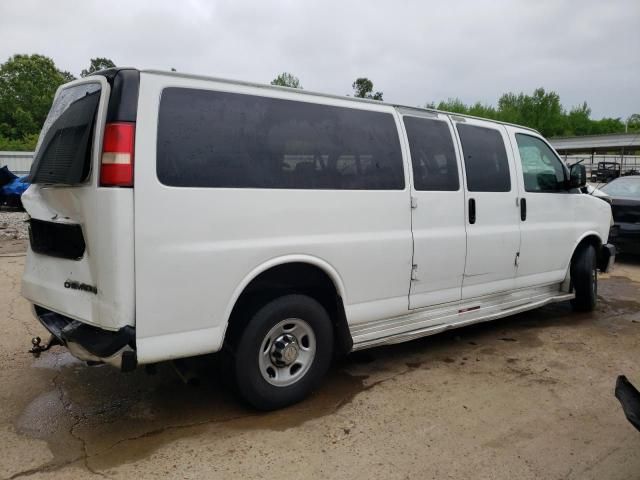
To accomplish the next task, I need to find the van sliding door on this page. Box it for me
[404,112,467,309]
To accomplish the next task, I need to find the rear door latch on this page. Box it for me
[411,264,419,281]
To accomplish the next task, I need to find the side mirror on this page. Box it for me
[568,163,587,189]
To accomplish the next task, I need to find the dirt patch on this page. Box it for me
[2,257,640,479]
[0,238,28,255]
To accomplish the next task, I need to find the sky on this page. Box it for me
[1,0,638,119]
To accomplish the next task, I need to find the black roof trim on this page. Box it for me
[90,68,140,123]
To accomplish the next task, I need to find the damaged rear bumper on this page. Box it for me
[32,305,137,371]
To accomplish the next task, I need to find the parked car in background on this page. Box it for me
[584,183,610,200]
[591,161,621,184]
[601,176,640,255]
[21,69,615,410]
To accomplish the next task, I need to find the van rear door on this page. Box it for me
[21,72,137,332]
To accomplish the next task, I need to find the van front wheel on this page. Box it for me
[233,294,333,410]
[571,244,598,312]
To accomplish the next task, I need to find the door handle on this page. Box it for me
[469,198,476,224]
[520,198,527,221]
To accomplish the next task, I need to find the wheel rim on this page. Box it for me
[258,318,316,387]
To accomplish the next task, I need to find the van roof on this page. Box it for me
[139,68,540,135]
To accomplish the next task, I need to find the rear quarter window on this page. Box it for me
[157,88,405,190]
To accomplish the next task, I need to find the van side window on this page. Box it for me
[403,116,459,191]
[456,124,511,192]
[515,134,566,192]
[157,88,404,190]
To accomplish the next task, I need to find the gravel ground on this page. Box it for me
[0,211,29,240]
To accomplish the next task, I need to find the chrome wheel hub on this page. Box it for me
[270,334,300,367]
[258,318,316,387]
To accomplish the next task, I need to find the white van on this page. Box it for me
[22,68,615,409]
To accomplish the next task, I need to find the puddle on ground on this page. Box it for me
[13,274,640,473]
[16,351,370,472]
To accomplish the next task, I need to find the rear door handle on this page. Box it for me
[520,198,527,221]
[469,198,476,224]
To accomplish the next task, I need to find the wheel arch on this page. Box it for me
[221,255,352,355]
[571,232,603,262]
[562,231,603,292]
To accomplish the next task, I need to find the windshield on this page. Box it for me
[601,177,640,198]
[29,82,101,184]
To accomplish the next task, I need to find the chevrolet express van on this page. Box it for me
[22,68,615,409]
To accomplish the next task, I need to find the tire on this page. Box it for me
[570,244,598,312]
[232,294,333,410]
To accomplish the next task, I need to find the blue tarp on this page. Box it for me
[0,165,30,198]
[1,175,30,196]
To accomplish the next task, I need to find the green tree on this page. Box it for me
[566,102,592,136]
[352,78,383,100]
[0,132,39,151]
[519,88,564,137]
[468,102,498,120]
[427,88,631,137]
[80,57,116,77]
[496,92,523,125]
[590,117,625,135]
[437,98,468,114]
[627,113,640,132]
[0,54,70,142]
[270,72,302,89]
[59,70,77,82]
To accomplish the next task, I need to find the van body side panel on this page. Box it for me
[21,76,136,331]
[134,73,413,361]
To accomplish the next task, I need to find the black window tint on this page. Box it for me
[515,134,566,192]
[457,124,511,192]
[157,88,404,189]
[403,116,459,191]
[30,83,101,184]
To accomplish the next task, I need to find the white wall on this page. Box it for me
[0,151,34,176]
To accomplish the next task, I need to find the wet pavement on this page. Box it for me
[1,247,639,479]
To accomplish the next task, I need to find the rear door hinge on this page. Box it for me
[411,264,419,281]
[411,196,418,209]
[515,252,520,267]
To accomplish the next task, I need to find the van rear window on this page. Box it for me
[157,88,404,190]
[29,83,101,184]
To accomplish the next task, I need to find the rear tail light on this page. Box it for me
[101,122,135,187]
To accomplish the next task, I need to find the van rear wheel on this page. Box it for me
[233,294,333,410]
[571,244,598,312]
